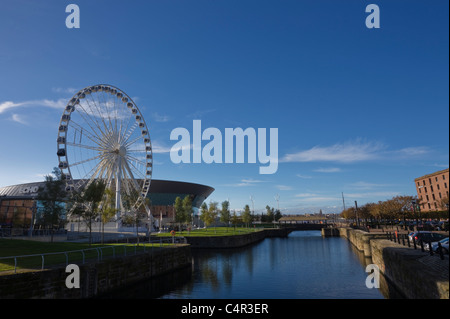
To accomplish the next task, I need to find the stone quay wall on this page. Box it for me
[0,245,191,299]
[335,227,449,299]
[184,228,289,248]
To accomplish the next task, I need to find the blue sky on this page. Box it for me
[0,0,448,214]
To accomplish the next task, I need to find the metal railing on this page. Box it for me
[386,231,446,260]
[0,236,186,274]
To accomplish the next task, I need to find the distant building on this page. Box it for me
[414,168,449,212]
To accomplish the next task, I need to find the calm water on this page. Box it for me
[104,231,389,299]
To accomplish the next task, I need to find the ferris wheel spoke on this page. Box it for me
[66,142,103,152]
[75,100,109,141]
[84,95,112,138]
[70,154,102,167]
[126,155,147,172]
[125,134,145,149]
[71,111,106,145]
[99,91,116,135]
[122,160,144,192]
[68,119,104,147]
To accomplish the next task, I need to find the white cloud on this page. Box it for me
[281,140,432,164]
[313,167,341,173]
[296,174,312,179]
[344,191,401,200]
[10,113,27,125]
[394,146,430,156]
[281,140,384,163]
[0,98,67,114]
[52,87,78,94]
[349,181,392,190]
[151,141,172,154]
[0,101,26,114]
[224,178,266,187]
[153,112,171,122]
[275,185,293,191]
[295,193,319,198]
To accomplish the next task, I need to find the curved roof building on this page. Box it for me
[0,179,214,228]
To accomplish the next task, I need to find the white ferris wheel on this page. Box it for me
[56,84,153,225]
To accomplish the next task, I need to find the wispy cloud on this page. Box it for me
[10,113,28,125]
[52,87,78,94]
[294,193,340,203]
[344,191,401,200]
[153,112,171,122]
[349,181,392,190]
[296,174,312,179]
[275,185,293,191]
[313,167,342,173]
[281,140,384,163]
[281,140,432,164]
[224,178,265,187]
[0,99,67,114]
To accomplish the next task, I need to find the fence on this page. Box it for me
[386,231,447,260]
[0,236,186,274]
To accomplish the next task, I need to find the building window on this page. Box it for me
[432,194,435,200]
[436,177,438,182]
[445,183,448,189]
[428,203,431,209]
[439,192,442,199]
[429,178,432,184]
[426,195,429,201]
[431,185,434,192]
[423,180,426,186]
[419,188,422,194]
[444,175,446,180]
[425,187,428,193]
[437,184,440,190]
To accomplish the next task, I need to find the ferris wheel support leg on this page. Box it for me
[115,157,122,223]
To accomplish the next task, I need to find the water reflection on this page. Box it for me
[101,231,396,299]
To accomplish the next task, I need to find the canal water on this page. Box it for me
[104,231,390,299]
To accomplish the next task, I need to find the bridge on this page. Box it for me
[278,215,331,231]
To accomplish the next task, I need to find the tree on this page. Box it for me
[231,210,240,231]
[274,209,282,222]
[265,205,274,223]
[220,200,231,230]
[72,180,106,245]
[121,189,149,245]
[174,196,185,231]
[242,204,252,228]
[99,188,117,244]
[438,195,449,212]
[208,201,219,233]
[200,202,209,230]
[182,195,193,229]
[36,167,67,242]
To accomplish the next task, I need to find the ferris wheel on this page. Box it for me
[56,84,153,223]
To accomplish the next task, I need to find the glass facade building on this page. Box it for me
[0,179,214,229]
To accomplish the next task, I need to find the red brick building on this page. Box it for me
[414,168,449,212]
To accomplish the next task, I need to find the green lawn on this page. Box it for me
[0,238,173,273]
